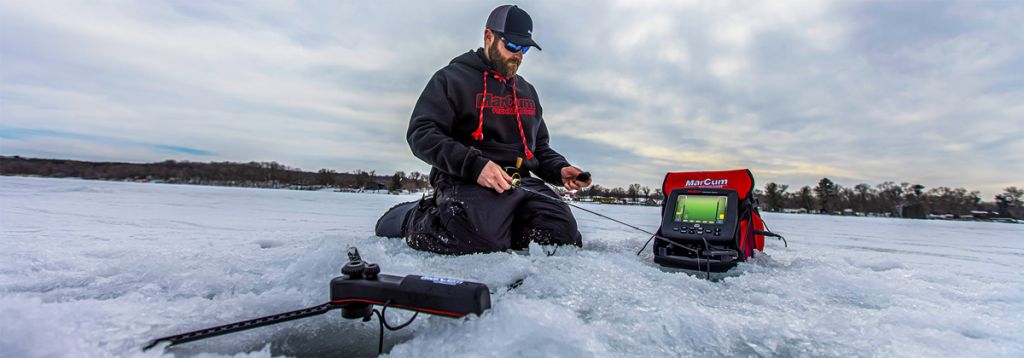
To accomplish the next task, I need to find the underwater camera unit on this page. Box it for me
[652,169,783,273]
[144,247,491,354]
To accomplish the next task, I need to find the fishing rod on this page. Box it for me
[514,173,657,236]
[510,173,703,255]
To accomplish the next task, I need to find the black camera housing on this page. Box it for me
[659,188,739,243]
[331,273,491,319]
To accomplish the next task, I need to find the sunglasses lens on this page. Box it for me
[502,37,529,54]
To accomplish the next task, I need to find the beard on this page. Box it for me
[488,40,521,78]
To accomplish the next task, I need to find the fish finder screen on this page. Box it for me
[674,195,728,224]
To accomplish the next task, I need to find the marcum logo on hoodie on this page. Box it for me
[475,94,537,116]
[685,178,729,187]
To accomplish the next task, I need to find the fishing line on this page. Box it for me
[511,177,699,255]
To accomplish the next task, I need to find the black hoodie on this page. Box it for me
[407,49,570,186]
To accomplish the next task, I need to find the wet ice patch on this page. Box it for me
[389,298,611,357]
[845,256,909,272]
[254,240,284,249]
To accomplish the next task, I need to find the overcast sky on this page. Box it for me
[1,1,1021,198]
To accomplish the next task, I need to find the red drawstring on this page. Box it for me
[512,78,534,160]
[473,71,533,160]
[472,71,489,141]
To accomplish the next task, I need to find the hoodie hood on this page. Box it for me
[450,48,493,73]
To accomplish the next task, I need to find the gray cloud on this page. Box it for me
[1,1,1020,198]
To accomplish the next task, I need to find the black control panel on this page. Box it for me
[660,188,738,242]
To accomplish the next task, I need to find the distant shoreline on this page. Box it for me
[0,173,409,195]
[0,155,429,193]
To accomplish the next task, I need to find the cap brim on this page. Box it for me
[503,32,542,51]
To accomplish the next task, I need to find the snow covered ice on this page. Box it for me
[1,176,1022,357]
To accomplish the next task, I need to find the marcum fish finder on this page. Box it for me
[651,169,784,273]
[143,248,491,354]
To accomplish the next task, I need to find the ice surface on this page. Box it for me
[1,176,1022,357]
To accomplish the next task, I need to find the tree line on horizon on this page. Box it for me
[0,156,431,192]
[566,178,1021,219]
[757,178,1022,219]
[1,156,1020,219]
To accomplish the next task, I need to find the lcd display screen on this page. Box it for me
[674,195,728,224]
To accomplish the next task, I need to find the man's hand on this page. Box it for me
[477,161,514,193]
[560,166,592,190]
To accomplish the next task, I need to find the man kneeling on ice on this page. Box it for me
[375,5,591,254]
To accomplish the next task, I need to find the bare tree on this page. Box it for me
[317,169,336,187]
[627,183,641,203]
[797,186,815,212]
[853,184,872,213]
[996,187,1023,218]
[391,171,405,192]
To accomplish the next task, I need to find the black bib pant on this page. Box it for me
[376,175,582,255]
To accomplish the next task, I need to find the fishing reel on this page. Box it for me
[507,168,590,188]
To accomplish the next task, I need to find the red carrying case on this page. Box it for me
[654,169,768,272]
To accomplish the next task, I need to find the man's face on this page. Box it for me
[486,30,524,78]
